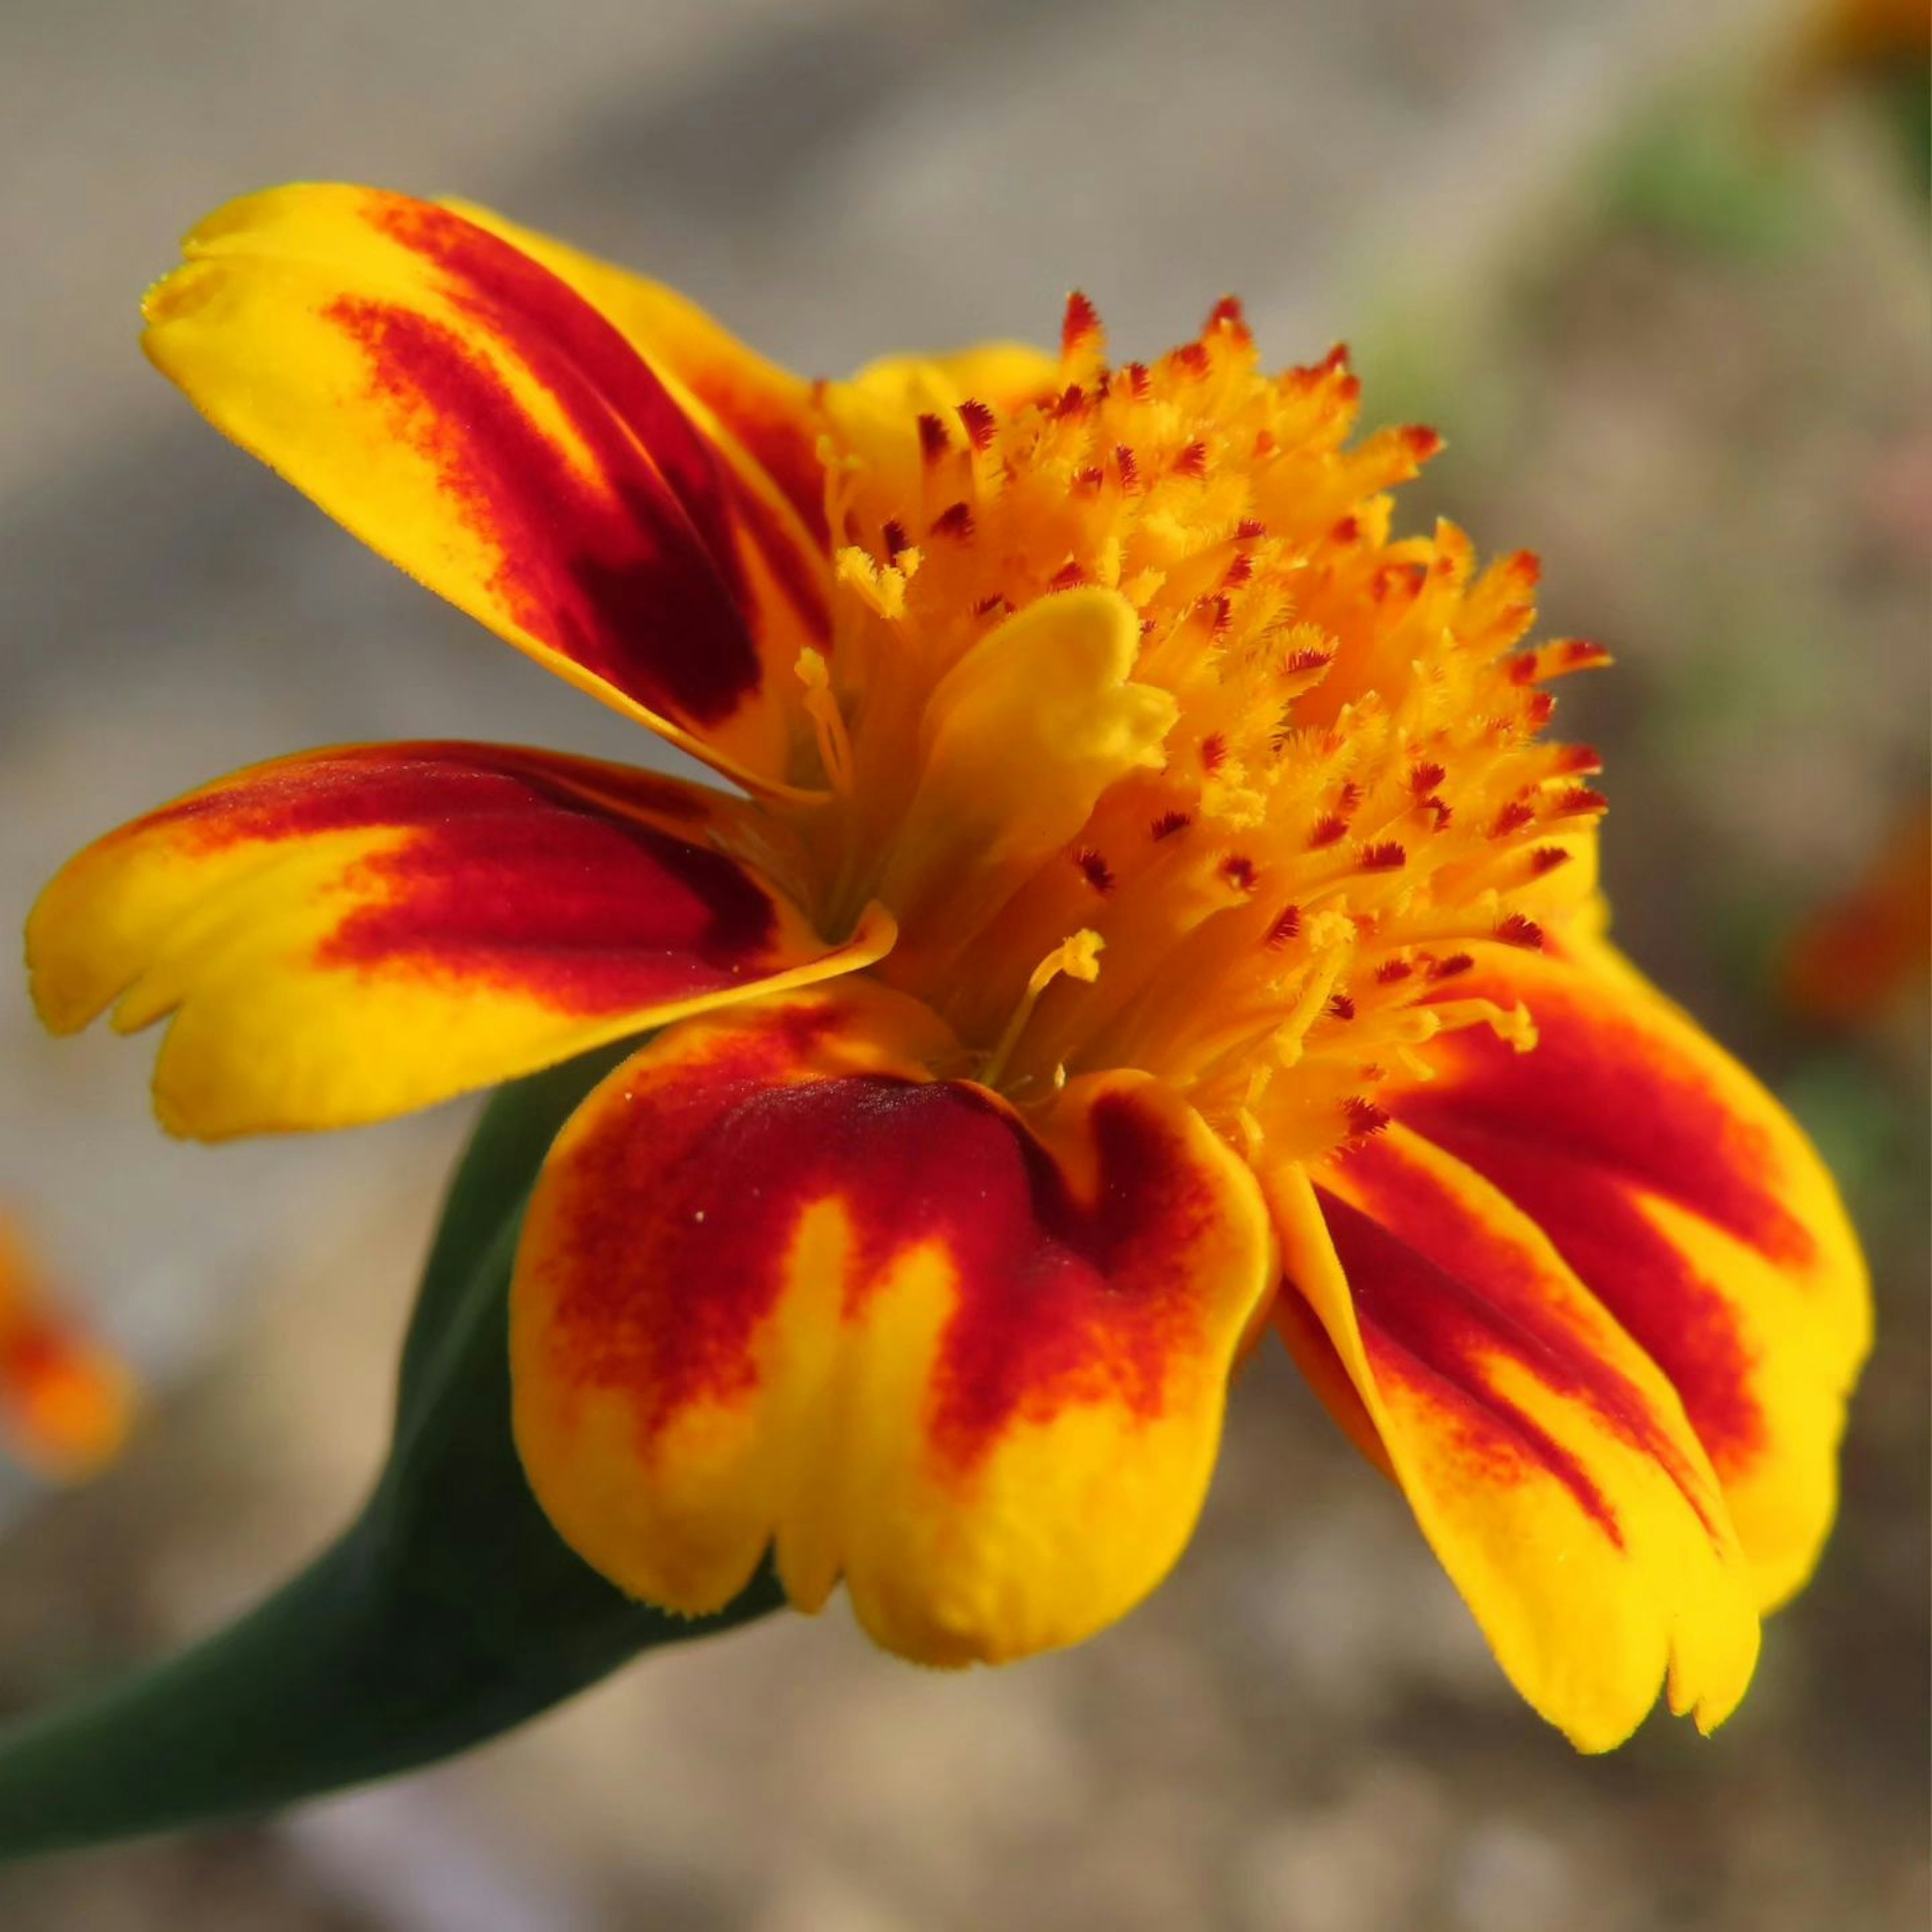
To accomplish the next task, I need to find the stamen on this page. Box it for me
[982,930,1104,1088]
[794,648,854,794]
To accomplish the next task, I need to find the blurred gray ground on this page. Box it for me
[1,2,1926,1928]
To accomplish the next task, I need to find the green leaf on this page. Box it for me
[0,1042,782,1860]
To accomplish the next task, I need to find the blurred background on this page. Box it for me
[0,1,1925,1926]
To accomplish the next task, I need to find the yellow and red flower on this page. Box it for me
[26,185,1869,1749]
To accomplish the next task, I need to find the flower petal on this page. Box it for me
[143,185,827,790]
[1397,939,1871,1608]
[441,197,830,551]
[510,983,1275,1665]
[27,743,890,1140]
[1265,1130,1761,1752]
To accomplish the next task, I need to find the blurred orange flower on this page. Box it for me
[0,1217,136,1483]
[1784,802,1932,1030]
[26,186,1870,1748]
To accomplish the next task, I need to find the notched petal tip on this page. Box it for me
[25,742,883,1142]
[1264,1136,1762,1753]
[510,988,1275,1667]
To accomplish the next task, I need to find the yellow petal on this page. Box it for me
[1396,936,1871,1608]
[511,981,1274,1664]
[144,184,827,791]
[28,742,890,1139]
[1266,1128,1761,1752]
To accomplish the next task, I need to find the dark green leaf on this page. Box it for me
[0,1042,781,1860]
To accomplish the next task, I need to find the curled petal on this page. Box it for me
[1399,939,1871,1607]
[27,743,889,1139]
[511,983,1275,1664]
[144,185,827,789]
[1266,1129,1761,1752]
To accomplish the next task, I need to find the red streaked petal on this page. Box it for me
[1399,938,1871,1607]
[510,983,1275,1665]
[1265,1130,1760,1752]
[143,185,829,790]
[26,742,890,1139]
[442,197,830,549]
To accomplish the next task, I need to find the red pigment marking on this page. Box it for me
[1555,786,1608,817]
[1114,445,1141,490]
[1075,847,1116,895]
[1429,953,1474,981]
[1409,762,1446,795]
[1317,1185,1625,1543]
[1265,905,1302,949]
[1171,441,1209,480]
[955,398,997,451]
[1402,425,1443,461]
[1199,733,1228,775]
[1376,958,1414,984]
[1491,801,1536,839]
[1053,385,1088,421]
[1528,847,1572,876]
[671,362,828,545]
[1494,914,1544,950]
[1287,647,1335,676]
[1151,811,1193,842]
[1309,815,1349,850]
[917,413,951,463]
[1123,362,1153,401]
[1204,295,1249,339]
[721,466,831,644]
[364,201,827,704]
[1235,518,1267,541]
[135,742,707,849]
[1404,1116,1766,1478]
[1330,1137,1738,1540]
[327,295,762,727]
[136,744,776,1015]
[1342,1097,1391,1139]
[1328,994,1356,1021]
[1051,561,1089,590]
[1359,841,1406,872]
[543,1059,1226,1467]
[1411,965,1814,1270]
[1221,855,1258,894]
[376,204,743,578]
[929,502,975,541]
[1062,291,1101,355]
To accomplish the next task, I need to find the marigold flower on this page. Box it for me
[0,1217,136,1482]
[26,186,1870,1750]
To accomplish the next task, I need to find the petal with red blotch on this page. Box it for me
[143,185,825,790]
[1265,1130,1760,1751]
[26,742,891,1141]
[510,982,1274,1665]
[1396,938,1871,1609]
[443,198,831,553]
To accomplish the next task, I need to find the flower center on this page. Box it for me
[776,297,1609,1161]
